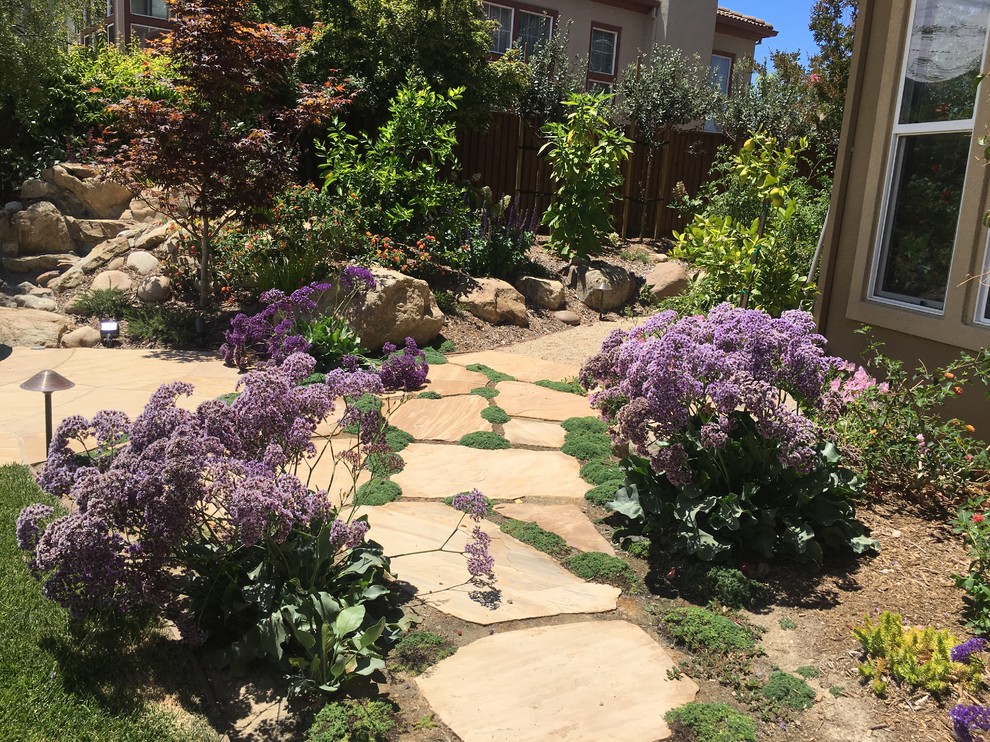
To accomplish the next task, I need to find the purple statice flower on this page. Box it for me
[951,637,988,663]
[451,489,488,521]
[464,526,494,578]
[328,518,370,549]
[378,337,429,391]
[339,265,376,292]
[580,304,844,485]
[951,704,990,742]
[16,504,54,551]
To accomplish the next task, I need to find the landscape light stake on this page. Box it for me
[20,370,75,457]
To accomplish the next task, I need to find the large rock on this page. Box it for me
[14,294,58,312]
[91,270,133,292]
[133,223,172,251]
[49,236,130,293]
[126,197,166,223]
[66,217,131,245]
[456,277,529,327]
[0,307,72,347]
[137,275,171,303]
[565,263,637,312]
[514,275,566,310]
[644,261,689,300]
[340,267,444,351]
[62,326,102,348]
[10,201,73,255]
[126,250,160,275]
[42,163,133,219]
[20,178,60,200]
[3,254,75,273]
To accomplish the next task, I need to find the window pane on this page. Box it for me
[899,0,990,123]
[590,29,616,75]
[484,3,513,54]
[875,132,971,308]
[518,11,551,56]
[709,54,732,95]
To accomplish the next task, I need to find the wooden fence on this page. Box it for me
[455,111,731,240]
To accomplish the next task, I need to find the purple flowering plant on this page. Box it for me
[581,304,875,563]
[952,704,990,742]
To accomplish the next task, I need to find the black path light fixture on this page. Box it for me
[20,370,75,457]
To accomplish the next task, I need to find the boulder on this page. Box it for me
[3,254,74,273]
[62,326,102,348]
[126,197,166,223]
[4,201,23,213]
[10,201,73,255]
[126,250,161,275]
[644,262,689,300]
[20,178,59,200]
[28,287,54,298]
[107,257,126,271]
[0,243,16,258]
[137,275,171,303]
[14,294,58,312]
[133,222,173,251]
[339,267,444,351]
[91,270,133,292]
[565,263,638,312]
[456,277,529,327]
[514,276,566,310]
[15,281,35,294]
[36,270,61,287]
[66,217,132,245]
[42,163,133,219]
[554,310,581,326]
[0,307,72,347]
[49,236,130,293]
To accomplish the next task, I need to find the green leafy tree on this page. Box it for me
[540,93,632,263]
[514,20,585,124]
[105,0,349,308]
[809,0,858,163]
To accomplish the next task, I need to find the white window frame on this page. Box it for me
[709,53,733,96]
[517,9,552,54]
[483,2,514,55]
[869,0,990,315]
[589,27,618,77]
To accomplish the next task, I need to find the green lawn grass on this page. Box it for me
[0,464,216,741]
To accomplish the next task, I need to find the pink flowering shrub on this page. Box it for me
[581,304,875,563]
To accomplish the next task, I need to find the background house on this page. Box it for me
[481,1,775,92]
[76,0,173,48]
[816,0,990,423]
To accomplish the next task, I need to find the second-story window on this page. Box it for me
[589,27,618,77]
[484,2,514,55]
[709,53,733,96]
[131,0,168,19]
[518,10,551,56]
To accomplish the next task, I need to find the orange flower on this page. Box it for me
[945,372,956,380]
[954,386,964,395]
[967,424,976,433]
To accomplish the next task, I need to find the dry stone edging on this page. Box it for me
[645,261,690,300]
[10,201,72,255]
[514,275,565,310]
[456,276,529,327]
[565,262,638,312]
[339,266,444,351]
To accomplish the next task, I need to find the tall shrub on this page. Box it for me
[540,93,632,263]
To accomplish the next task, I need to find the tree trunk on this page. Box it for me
[199,216,211,309]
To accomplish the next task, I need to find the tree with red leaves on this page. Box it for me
[104,0,350,307]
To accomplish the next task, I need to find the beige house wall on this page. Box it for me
[540,0,655,75]
[816,0,990,427]
[712,31,756,65]
[655,0,718,60]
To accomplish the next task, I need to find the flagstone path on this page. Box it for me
[0,344,698,741]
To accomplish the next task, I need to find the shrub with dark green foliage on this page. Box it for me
[586,480,624,507]
[679,565,766,609]
[622,539,651,559]
[580,459,624,485]
[534,379,585,395]
[438,340,457,354]
[664,702,757,742]
[124,306,198,347]
[459,432,511,450]
[562,417,608,435]
[366,452,404,478]
[442,493,494,514]
[385,427,414,453]
[795,665,820,679]
[354,480,402,506]
[71,288,132,319]
[500,520,569,557]
[481,406,510,425]
[470,387,500,399]
[662,607,757,654]
[465,364,515,383]
[761,670,816,712]
[307,698,397,742]
[389,631,457,675]
[563,552,633,586]
[417,390,442,400]
[561,431,612,461]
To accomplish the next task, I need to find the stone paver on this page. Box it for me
[0,347,240,464]
[392,443,586,500]
[494,502,615,554]
[357,502,619,623]
[416,620,699,742]
[447,350,580,384]
[418,363,489,396]
[502,418,566,448]
[495,380,594,421]
[388,395,492,442]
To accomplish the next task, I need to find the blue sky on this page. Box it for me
[724,1,819,65]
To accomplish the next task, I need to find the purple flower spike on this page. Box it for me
[951,637,988,663]
[340,265,376,292]
[951,704,990,742]
[451,490,488,521]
